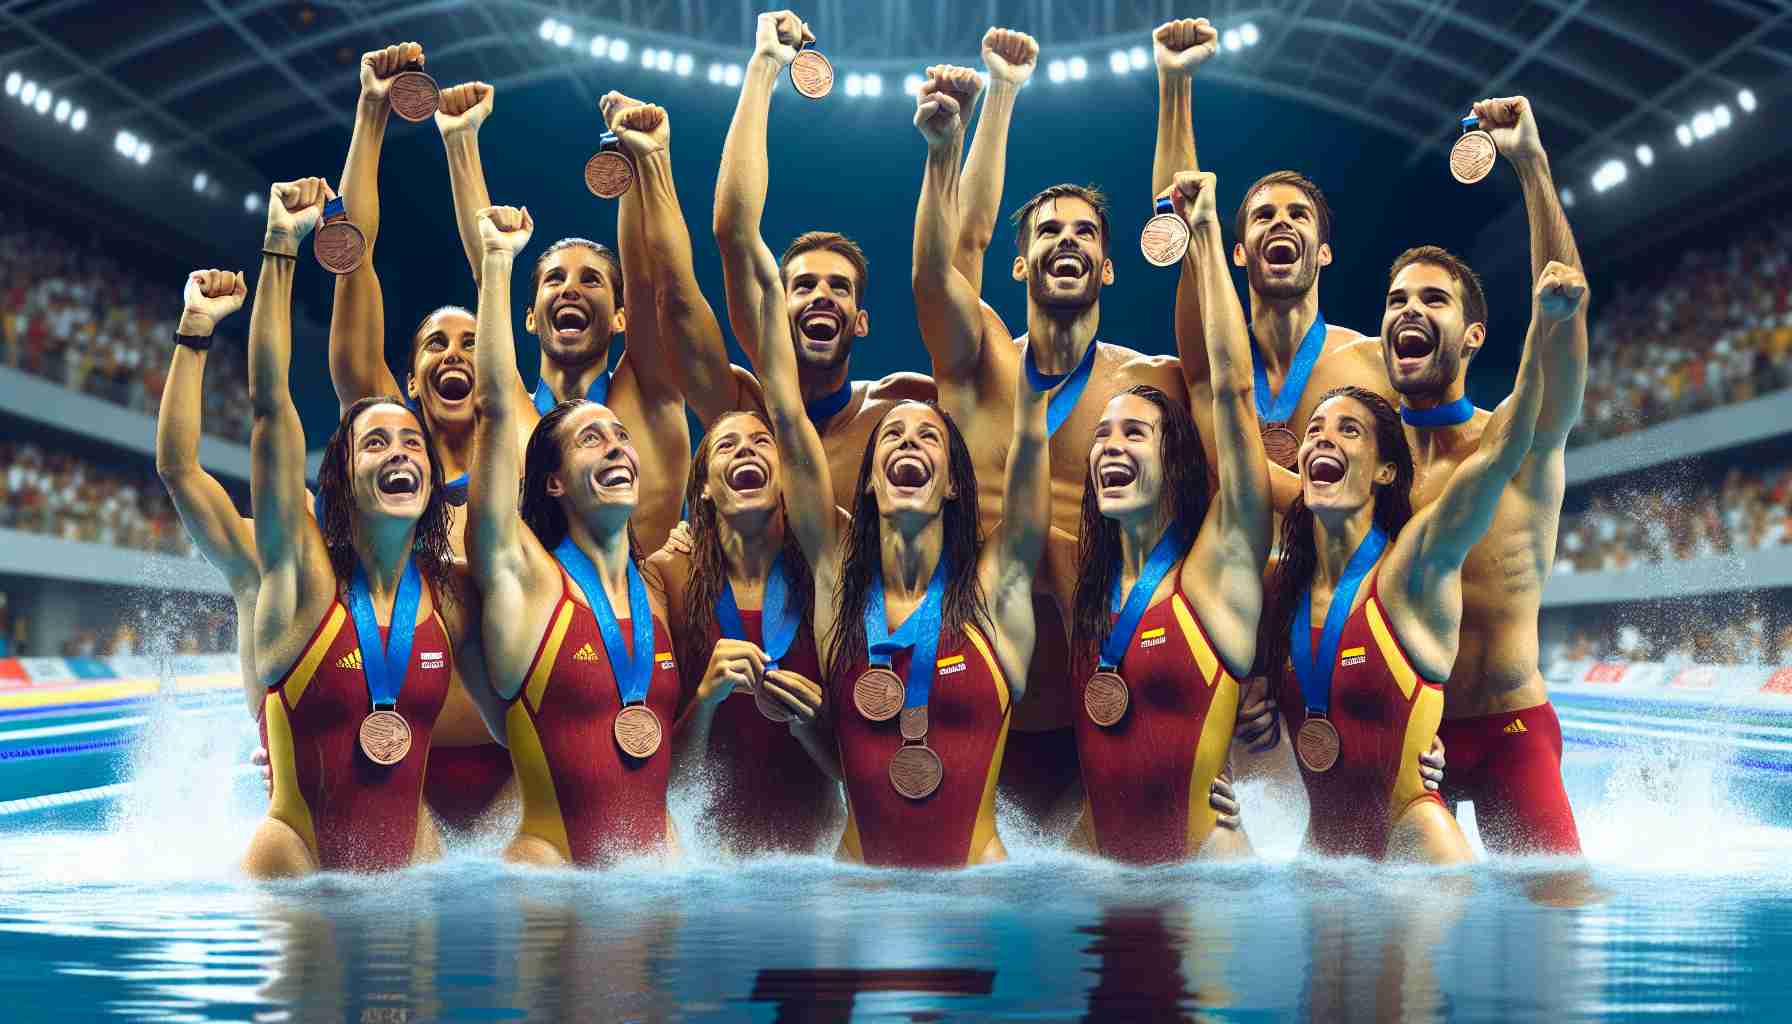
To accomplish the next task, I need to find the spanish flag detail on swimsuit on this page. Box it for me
[832,625,1011,868]
[1074,573,1240,864]
[259,589,451,872]
[505,568,680,866]
[1273,567,1445,859]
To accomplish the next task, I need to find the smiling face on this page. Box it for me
[1233,183,1331,301]
[701,411,781,520]
[1299,394,1396,517]
[1013,196,1114,312]
[408,308,477,428]
[526,245,625,368]
[1380,260,1484,397]
[1089,392,1167,523]
[349,403,432,520]
[782,249,869,373]
[867,402,957,519]
[546,403,640,525]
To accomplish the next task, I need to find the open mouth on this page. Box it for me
[1262,234,1300,267]
[885,453,932,489]
[596,464,635,489]
[377,462,421,495]
[1097,461,1136,488]
[798,307,842,342]
[1306,453,1346,485]
[553,305,590,338]
[726,460,768,493]
[434,366,473,402]
[1392,320,1436,360]
[1048,250,1089,279]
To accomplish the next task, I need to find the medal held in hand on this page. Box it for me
[1450,115,1497,185]
[584,132,635,199]
[345,559,424,767]
[789,41,834,99]
[716,559,805,724]
[388,61,441,123]
[1140,196,1190,267]
[313,196,367,275]
[1260,424,1300,469]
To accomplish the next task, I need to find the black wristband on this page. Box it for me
[261,247,297,261]
[174,331,214,352]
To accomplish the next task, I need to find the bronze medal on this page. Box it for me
[584,149,634,199]
[1295,716,1340,773]
[1261,423,1300,469]
[1449,130,1497,185]
[755,682,796,724]
[1084,670,1130,727]
[888,743,943,800]
[388,65,440,123]
[358,709,412,766]
[313,218,366,276]
[853,666,905,722]
[789,47,834,99]
[613,703,663,759]
[1139,213,1190,267]
[899,705,929,742]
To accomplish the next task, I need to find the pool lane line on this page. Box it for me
[0,716,147,743]
[0,764,260,819]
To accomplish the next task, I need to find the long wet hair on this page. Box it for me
[824,401,988,682]
[519,399,641,562]
[315,396,456,604]
[1257,385,1414,677]
[1072,386,1210,667]
[676,411,816,691]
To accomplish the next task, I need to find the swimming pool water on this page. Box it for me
[4,699,1792,1021]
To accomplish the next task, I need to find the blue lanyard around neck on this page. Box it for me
[553,536,655,703]
[345,557,423,709]
[717,554,800,670]
[1250,313,1326,423]
[534,367,613,416]
[1100,524,1192,670]
[1400,396,1475,427]
[864,557,948,708]
[1291,526,1387,714]
[804,379,854,428]
[1022,336,1099,438]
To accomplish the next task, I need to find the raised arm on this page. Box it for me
[248,180,330,645]
[983,340,1051,694]
[912,72,993,384]
[1478,95,1587,448]
[714,10,810,369]
[326,43,420,412]
[158,269,257,595]
[955,28,1037,292]
[468,205,536,591]
[1152,20,1221,400]
[598,93,678,414]
[434,81,495,286]
[750,233,837,570]
[1173,172,1270,674]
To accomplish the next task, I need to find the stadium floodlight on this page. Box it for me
[1677,123,1693,147]
[1128,46,1149,71]
[863,74,882,98]
[1591,158,1626,193]
[539,18,557,42]
[707,63,724,84]
[1223,29,1241,52]
[33,88,50,115]
[675,53,694,77]
[641,48,658,69]
[1109,51,1129,75]
[1635,143,1653,167]
[114,129,135,155]
[553,23,573,48]
[1692,112,1715,139]
[193,172,208,192]
[1713,104,1732,130]
[1560,187,1575,208]
[19,79,36,105]
[590,36,609,59]
[1240,23,1261,46]
[1047,59,1067,84]
[1068,56,1087,80]
[134,141,151,165]
[70,108,86,132]
[655,50,674,72]
[845,73,863,98]
[723,64,742,87]
[53,98,69,123]
[244,192,263,213]
[1738,88,1757,113]
[903,73,923,96]
[608,39,629,63]
[4,72,19,97]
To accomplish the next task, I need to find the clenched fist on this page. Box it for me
[697,638,768,706]
[1154,18,1218,76]
[1534,260,1588,323]
[914,85,964,148]
[434,81,493,136]
[1165,169,1218,227]
[477,205,534,256]
[265,177,332,252]
[923,64,983,110]
[601,92,669,157]
[179,269,246,336]
[753,10,813,67]
[981,27,1038,87]
[360,42,425,102]
[759,668,825,727]
[1471,95,1544,166]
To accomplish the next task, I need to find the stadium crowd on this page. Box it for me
[1552,599,1791,669]
[0,439,195,558]
[1553,460,1792,574]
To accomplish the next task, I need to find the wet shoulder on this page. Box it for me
[641,549,691,618]
[1102,344,1185,397]
[867,372,938,404]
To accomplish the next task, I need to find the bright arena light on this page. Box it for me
[53,97,69,123]
[1108,51,1129,75]
[114,129,135,155]
[608,39,629,63]
[1067,56,1087,80]
[538,18,557,41]
[1677,123,1693,147]
[19,80,36,105]
[674,53,693,77]
[244,192,262,213]
[1692,112,1715,139]
[845,73,863,98]
[655,50,673,72]
[553,23,573,48]
[1046,59,1067,84]
[707,63,724,84]
[134,140,151,164]
[33,89,50,115]
[1635,143,1654,167]
[1128,46,1149,71]
[723,64,742,87]
[69,107,86,132]
[1223,29,1242,52]
[590,36,609,59]
[641,48,658,69]
[1560,187,1575,208]
[1591,158,1627,193]
[1713,104,1732,130]
[1738,88,1757,113]
[4,72,19,97]
[903,73,923,96]
[1240,23,1261,46]
[192,172,208,192]
[863,74,882,98]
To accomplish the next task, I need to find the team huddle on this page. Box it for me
[154,13,1590,876]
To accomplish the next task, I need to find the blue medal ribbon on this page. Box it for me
[1291,526,1387,714]
[441,473,468,507]
[1022,336,1099,437]
[1400,396,1475,428]
[1250,313,1326,424]
[345,557,423,710]
[534,369,612,417]
[864,558,948,709]
[1100,524,1193,671]
[717,554,800,670]
[804,379,854,428]
[553,537,655,704]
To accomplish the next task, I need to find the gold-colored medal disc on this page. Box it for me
[584,150,635,199]
[853,667,905,722]
[314,219,367,275]
[790,49,834,99]
[1261,423,1300,470]
[1450,130,1497,185]
[888,743,943,799]
[1139,213,1191,267]
[358,709,412,766]
[1295,716,1341,773]
[1084,671,1131,727]
[613,703,663,759]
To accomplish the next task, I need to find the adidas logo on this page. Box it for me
[572,643,601,663]
[336,649,363,671]
[1503,718,1528,735]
